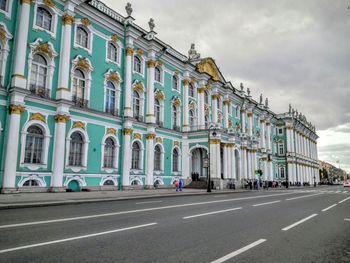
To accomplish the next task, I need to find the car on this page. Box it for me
[344,180,350,187]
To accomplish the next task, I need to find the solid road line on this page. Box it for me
[339,197,350,204]
[286,193,323,201]
[321,204,337,212]
[183,207,242,219]
[252,200,281,207]
[211,239,267,263]
[0,222,157,254]
[135,200,163,205]
[0,192,297,229]
[345,219,350,221]
[282,214,318,231]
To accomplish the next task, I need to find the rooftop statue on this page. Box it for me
[247,88,250,96]
[259,94,263,105]
[265,98,269,108]
[125,2,133,17]
[289,103,292,113]
[240,83,244,91]
[188,43,200,60]
[148,18,155,31]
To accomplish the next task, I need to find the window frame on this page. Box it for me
[73,21,93,54]
[133,55,143,75]
[32,3,57,38]
[106,41,120,64]
[66,127,89,171]
[23,125,45,165]
[172,75,179,91]
[131,141,142,170]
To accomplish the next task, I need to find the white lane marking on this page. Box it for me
[211,239,267,263]
[135,200,163,205]
[213,195,227,198]
[322,204,337,212]
[183,207,242,219]
[0,222,157,254]
[327,191,334,193]
[286,193,322,201]
[282,214,318,231]
[336,191,341,193]
[339,197,350,204]
[343,191,348,194]
[345,219,350,221]
[0,192,297,229]
[252,200,281,207]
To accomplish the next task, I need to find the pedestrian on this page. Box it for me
[179,179,183,191]
[174,180,179,192]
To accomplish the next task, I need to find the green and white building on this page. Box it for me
[0,0,319,193]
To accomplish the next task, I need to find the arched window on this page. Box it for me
[30,54,48,96]
[107,42,118,62]
[154,99,161,125]
[172,105,178,130]
[189,83,195,97]
[172,75,178,90]
[204,91,209,104]
[103,180,115,186]
[72,69,86,106]
[134,56,142,73]
[172,148,179,172]
[189,109,195,130]
[36,7,52,31]
[0,0,7,11]
[24,125,44,164]
[23,180,39,187]
[103,137,116,168]
[76,26,88,48]
[133,91,141,119]
[69,132,84,166]
[105,81,116,115]
[155,66,161,82]
[154,145,162,171]
[131,142,141,170]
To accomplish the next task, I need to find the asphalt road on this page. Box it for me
[0,186,349,263]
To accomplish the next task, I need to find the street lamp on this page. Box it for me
[207,125,218,193]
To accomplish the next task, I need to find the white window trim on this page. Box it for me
[132,81,145,119]
[99,176,118,186]
[131,139,144,172]
[172,104,181,129]
[278,142,284,155]
[105,39,122,67]
[171,75,180,92]
[64,175,87,187]
[188,82,197,99]
[100,134,119,172]
[154,143,164,172]
[130,176,143,186]
[73,21,93,55]
[133,54,145,77]
[65,127,90,172]
[0,0,13,19]
[20,119,51,170]
[32,2,58,39]
[27,39,58,97]
[70,55,94,105]
[0,22,12,86]
[154,91,164,125]
[104,69,122,114]
[154,64,164,85]
[18,175,47,187]
[279,166,286,178]
[171,146,182,174]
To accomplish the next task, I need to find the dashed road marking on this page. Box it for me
[282,214,318,231]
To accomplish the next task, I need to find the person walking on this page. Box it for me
[174,180,179,192]
[179,179,183,191]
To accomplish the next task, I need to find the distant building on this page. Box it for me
[0,0,319,193]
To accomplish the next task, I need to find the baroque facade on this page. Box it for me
[0,0,319,192]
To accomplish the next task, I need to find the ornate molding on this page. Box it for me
[111,34,118,43]
[62,14,74,25]
[76,57,92,72]
[155,90,165,100]
[72,121,85,130]
[107,72,120,83]
[136,49,144,56]
[54,114,70,123]
[209,139,221,145]
[247,112,253,117]
[172,97,181,107]
[173,141,180,146]
[107,128,117,135]
[147,60,156,68]
[197,87,206,93]
[21,0,32,4]
[30,113,46,123]
[211,94,220,100]
[123,128,133,135]
[34,43,54,58]
[81,18,90,27]
[156,137,162,144]
[146,134,155,140]
[182,79,190,86]
[9,105,25,115]
[196,58,221,81]
[43,0,55,8]
[134,133,142,140]
[125,47,134,56]
[133,82,144,93]
[223,99,231,106]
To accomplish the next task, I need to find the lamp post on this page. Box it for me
[207,125,218,193]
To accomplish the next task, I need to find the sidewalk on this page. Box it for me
[0,188,249,210]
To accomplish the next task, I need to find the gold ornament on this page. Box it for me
[123,128,133,135]
[136,49,144,56]
[81,18,90,27]
[223,99,230,106]
[34,43,53,58]
[133,82,144,93]
[30,113,46,123]
[147,60,156,68]
[196,58,221,81]
[146,134,155,140]
[209,139,220,145]
[43,0,55,8]
[156,137,162,143]
[76,58,91,71]
[173,141,180,146]
[211,94,220,100]
[21,0,32,4]
[62,14,74,25]
[134,133,142,140]
[111,34,118,43]
[197,87,206,93]
[125,47,134,56]
[73,121,85,129]
[182,79,190,86]
[155,90,165,100]
[172,97,181,107]
[54,114,70,123]
[107,72,120,83]
[9,105,25,115]
[107,128,117,135]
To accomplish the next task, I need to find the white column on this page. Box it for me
[146,60,156,123]
[227,145,232,179]
[216,142,221,183]
[286,128,292,153]
[266,123,271,150]
[212,94,218,124]
[240,147,246,179]
[182,79,190,132]
[223,100,229,129]
[51,114,70,190]
[247,150,251,179]
[11,0,31,89]
[182,137,190,179]
[145,134,155,187]
[241,110,246,133]
[230,146,236,179]
[198,87,205,129]
[124,47,134,117]
[57,13,74,100]
[247,112,253,136]
[263,160,268,181]
[122,128,133,187]
[2,105,25,190]
[223,145,228,180]
[268,160,273,181]
[287,162,293,184]
[261,120,266,149]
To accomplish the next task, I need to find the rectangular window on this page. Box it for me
[279,143,284,155]
[278,128,283,135]
[0,0,7,11]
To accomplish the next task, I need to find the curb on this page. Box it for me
[0,189,250,210]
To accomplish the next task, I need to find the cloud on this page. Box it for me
[101,0,350,171]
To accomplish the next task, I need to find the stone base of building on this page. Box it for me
[1,187,19,194]
[144,185,155,190]
[50,187,67,193]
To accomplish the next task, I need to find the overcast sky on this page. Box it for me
[103,0,350,172]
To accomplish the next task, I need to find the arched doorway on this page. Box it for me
[68,180,81,192]
[190,147,208,181]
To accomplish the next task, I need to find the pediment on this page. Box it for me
[195,58,225,82]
